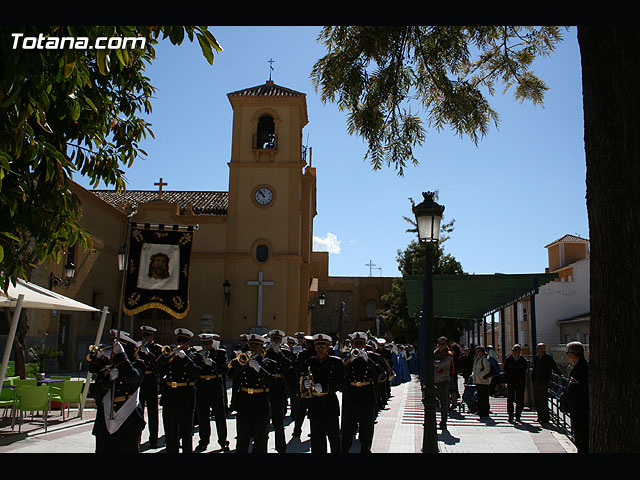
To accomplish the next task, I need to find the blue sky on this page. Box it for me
[75,26,588,278]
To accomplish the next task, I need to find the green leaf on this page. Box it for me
[97,49,110,75]
[196,33,214,65]
[64,49,76,78]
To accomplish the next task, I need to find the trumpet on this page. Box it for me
[343,347,365,365]
[86,344,111,362]
[162,345,177,356]
[227,351,255,369]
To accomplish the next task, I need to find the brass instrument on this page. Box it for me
[343,347,365,365]
[86,344,111,361]
[162,345,177,356]
[227,351,255,369]
[300,365,315,399]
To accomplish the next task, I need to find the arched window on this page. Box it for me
[256,244,269,262]
[254,115,277,150]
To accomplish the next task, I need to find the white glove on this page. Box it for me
[249,359,261,372]
[112,340,124,355]
[314,383,323,393]
[140,345,149,355]
[175,349,186,359]
[204,357,213,366]
[109,368,119,380]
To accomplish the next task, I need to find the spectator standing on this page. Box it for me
[471,345,492,418]
[531,343,562,424]
[458,347,474,383]
[503,344,528,423]
[433,337,453,429]
[560,341,589,453]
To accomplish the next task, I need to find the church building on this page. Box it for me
[24,80,394,368]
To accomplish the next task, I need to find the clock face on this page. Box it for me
[254,187,273,206]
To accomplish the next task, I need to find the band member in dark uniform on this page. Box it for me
[227,333,277,453]
[376,339,394,408]
[87,330,146,453]
[265,329,292,453]
[228,333,250,414]
[340,332,382,453]
[154,328,201,453]
[292,334,315,438]
[137,325,162,449]
[283,335,301,422]
[301,333,345,453]
[193,333,230,452]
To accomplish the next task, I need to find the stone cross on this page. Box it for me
[154,178,167,199]
[247,271,274,326]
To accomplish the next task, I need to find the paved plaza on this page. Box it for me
[0,375,576,454]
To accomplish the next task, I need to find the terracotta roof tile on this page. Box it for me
[91,190,228,216]
[227,80,305,98]
[544,234,590,248]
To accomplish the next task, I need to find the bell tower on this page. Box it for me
[224,80,316,337]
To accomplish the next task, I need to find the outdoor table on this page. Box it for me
[36,378,65,385]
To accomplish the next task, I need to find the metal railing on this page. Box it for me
[548,372,574,443]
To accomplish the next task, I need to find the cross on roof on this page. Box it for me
[154,178,167,199]
[268,58,275,81]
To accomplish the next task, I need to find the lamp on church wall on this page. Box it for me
[223,280,231,306]
[49,261,76,289]
[118,243,127,271]
[318,293,326,307]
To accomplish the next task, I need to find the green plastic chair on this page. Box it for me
[14,379,38,387]
[49,380,86,420]
[13,379,38,406]
[1,380,18,429]
[17,385,50,432]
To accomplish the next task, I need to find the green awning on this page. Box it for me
[403,273,559,320]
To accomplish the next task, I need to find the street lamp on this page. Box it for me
[412,191,445,454]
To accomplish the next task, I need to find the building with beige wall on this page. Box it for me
[4,80,394,370]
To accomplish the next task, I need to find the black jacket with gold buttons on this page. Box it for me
[303,355,345,395]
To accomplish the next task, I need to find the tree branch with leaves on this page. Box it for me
[0,26,222,290]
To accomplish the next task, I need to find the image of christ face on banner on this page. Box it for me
[137,243,180,290]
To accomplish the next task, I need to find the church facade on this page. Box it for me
[23,81,395,368]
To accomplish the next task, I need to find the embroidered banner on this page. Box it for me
[122,223,196,319]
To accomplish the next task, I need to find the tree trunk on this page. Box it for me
[13,312,30,379]
[578,26,640,453]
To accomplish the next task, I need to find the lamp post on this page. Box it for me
[412,191,445,454]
